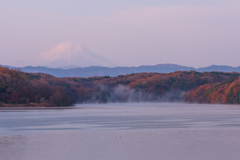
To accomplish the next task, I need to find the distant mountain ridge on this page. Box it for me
[2,64,240,78]
[197,65,240,72]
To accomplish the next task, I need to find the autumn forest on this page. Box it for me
[0,66,240,106]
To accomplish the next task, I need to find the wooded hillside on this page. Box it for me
[184,76,240,104]
[0,66,239,106]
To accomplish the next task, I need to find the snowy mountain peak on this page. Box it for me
[36,42,116,68]
[39,42,83,61]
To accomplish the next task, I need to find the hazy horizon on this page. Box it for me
[1,0,240,68]
[2,61,240,70]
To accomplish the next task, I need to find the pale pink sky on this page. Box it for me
[0,0,240,68]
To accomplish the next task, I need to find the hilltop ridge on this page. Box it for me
[0,66,240,106]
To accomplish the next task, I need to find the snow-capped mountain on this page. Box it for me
[35,42,116,68]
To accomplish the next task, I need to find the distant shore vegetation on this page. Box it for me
[0,66,240,106]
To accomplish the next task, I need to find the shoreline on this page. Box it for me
[0,102,75,110]
[0,106,76,110]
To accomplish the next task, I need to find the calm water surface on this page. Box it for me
[1,103,240,160]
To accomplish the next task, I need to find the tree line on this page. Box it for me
[0,66,239,106]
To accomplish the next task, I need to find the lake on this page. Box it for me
[1,102,240,160]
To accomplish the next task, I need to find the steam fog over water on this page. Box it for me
[1,103,240,160]
[90,84,186,103]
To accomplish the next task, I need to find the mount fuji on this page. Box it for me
[34,42,116,68]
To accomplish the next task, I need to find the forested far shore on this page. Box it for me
[0,66,240,106]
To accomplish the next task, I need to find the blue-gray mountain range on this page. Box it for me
[2,64,240,78]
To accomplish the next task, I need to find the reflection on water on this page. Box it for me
[1,103,240,160]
